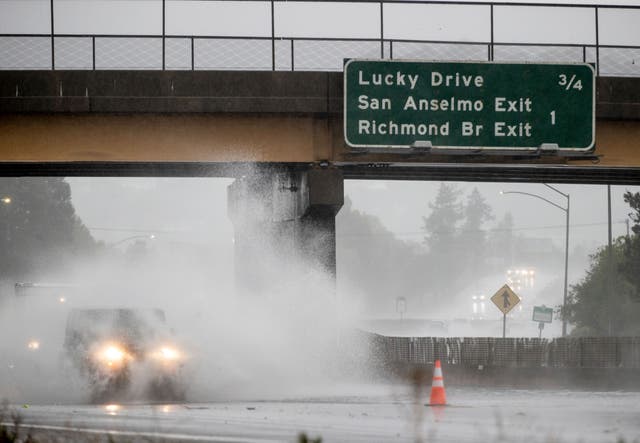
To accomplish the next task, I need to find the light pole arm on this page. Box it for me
[544,183,570,200]
[501,191,567,212]
[109,234,155,247]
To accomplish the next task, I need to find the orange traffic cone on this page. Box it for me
[429,359,447,406]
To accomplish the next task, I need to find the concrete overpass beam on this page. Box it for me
[299,168,344,280]
[227,168,343,296]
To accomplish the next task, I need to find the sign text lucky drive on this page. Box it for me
[344,60,595,151]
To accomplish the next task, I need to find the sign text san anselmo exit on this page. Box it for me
[344,60,595,151]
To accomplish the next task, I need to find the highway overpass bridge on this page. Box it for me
[2,69,639,292]
[2,1,640,291]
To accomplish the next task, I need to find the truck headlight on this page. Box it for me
[151,346,181,362]
[95,344,129,368]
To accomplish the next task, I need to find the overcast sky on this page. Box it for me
[67,177,640,265]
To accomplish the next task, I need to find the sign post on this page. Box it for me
[344,60,595,152]
[532,305,553,338]
[396,296,406,320]
[491,284,521,338]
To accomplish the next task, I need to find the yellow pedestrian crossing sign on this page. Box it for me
[491,284,521,315]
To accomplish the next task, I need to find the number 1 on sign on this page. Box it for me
[550,110,556,125]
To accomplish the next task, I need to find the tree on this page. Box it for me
[624,191,640,235]
[565,239,640,336]
[621,191,640,301]
[489,212,515,266]
[337,197,427,316]
[422,183,462,256]
[0,177,96,280]
[420,183,466,298]
[564,192,640,336]
[459,187,494,276]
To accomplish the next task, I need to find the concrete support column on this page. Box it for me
[227,168,343,296]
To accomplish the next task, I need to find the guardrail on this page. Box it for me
[0,1,639,76]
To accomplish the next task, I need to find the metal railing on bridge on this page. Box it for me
[1,1,639,76]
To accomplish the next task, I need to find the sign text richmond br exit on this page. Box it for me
[344,60,595,151]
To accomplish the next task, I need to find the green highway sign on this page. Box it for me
[532,305,553,323]
[344,60,595,151]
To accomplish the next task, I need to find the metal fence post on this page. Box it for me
[595,6,600,76]
[162,0,166,70]
[271,0,275,71]
[50,0,55,70]
[290,40,294,71]
[380,1,384,59]
[489,4,494,62]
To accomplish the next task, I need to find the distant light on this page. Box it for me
[507,270,512,275]
[162,405,171,413]
[1,197,11,204]
[480,295,485,300]
[149,234,156,240]
[105,404,120,415]
[59,297,66,303]
[27,340,40,350]
[499,191,504,195]
[472,295,477,300]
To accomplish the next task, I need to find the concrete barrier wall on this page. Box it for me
[365,334,640,369]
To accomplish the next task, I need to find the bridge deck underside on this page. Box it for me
[0,71,639,183]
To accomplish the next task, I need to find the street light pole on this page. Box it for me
[563,193,570,337]
[544,184,570,338]
[2,196,11,242]
[501,184,570,336]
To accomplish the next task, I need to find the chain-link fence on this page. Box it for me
[368,334,640,369]
[1,1,640,76]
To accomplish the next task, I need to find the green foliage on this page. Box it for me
[621,191,640,301]
[620,234,640,302]
[337,197,426,313]
[566,239,640,336]
[459,187,494,277]
[422,183,462,256]
[489,212,515,265]
[462,187,494,234]
[0,408,25,443]
[421,184,497,295]
[298,433,322,443]
[0,424,18,443]
[0,178,96,280]
[624,191,640,235]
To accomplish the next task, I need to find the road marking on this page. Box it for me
[0,422,280,443]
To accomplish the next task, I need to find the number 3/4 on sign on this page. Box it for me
[559,74,583,91]
[551,73,585,125]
